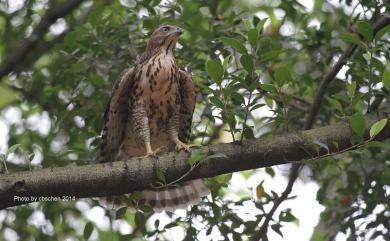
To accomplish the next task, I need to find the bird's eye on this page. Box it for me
[162,27,170,32]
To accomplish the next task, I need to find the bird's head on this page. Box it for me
[146,25,183,53]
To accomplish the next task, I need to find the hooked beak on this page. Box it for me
[175,27,183,35]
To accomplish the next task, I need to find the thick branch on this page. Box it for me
[0,0,84,79]
[1,110,389,210]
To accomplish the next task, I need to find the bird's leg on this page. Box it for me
[133,101,160,157]
[143,141,161,157]
[168,106,199,152]
[173,138,200,152]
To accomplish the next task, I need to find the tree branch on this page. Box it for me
[1,110,389,210]
[0,0,84,79]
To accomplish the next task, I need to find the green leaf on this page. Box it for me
[374,24,390,40]
[369,118,388,138]
[366,141,386,148]
[240,54,253,73]
[156,169,166,184]
[222,55,232,71]
[220,37,248,54]
[28,153,35,162]
[349,112,366,136]
[164,222,178,229]
[213,173,232,184]
[135,212,146,232]
[232,232,241,241]
[328,98,342,111]
[249,103,265,111]
[357,21,373,41]
[0,84,19,109]
[265,167,275,177]
[363,52,371,64]
[255,183,265,199]
[274,65,289,85]
[6,144,21,157]
[382,69,390,89]
[242,19,253,30]
[282,94,292,105]
[248,28,258,47]
[154,219,160,228]
[231,92,245,105]
[206,59,224,85]
[203,153,227,161]
[261,50,284,61]
[339,33,366,49]
[260,84,277,94]
[88,10,103,26]
[264,95,274,108]
[83,222,94,240]
[138,204,153,213]
[129,191,142,201]
[271,224,283,237]
[210,96,224,109]
[242,126,254,139]
[347,81,356,97]
[189,152,227,166]
[188,153,206,166]
[116,207,127,219]
[372,57,385,72]
[279,212,297,222]
[64,31,78,46]
[256,18,268,32]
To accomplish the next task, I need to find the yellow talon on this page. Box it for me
[142,148,161,158]
[142,144,161,158]
[174,138,200,152]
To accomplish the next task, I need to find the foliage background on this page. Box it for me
[0,0,389,240]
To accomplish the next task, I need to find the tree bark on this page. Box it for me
[0,109,389,210]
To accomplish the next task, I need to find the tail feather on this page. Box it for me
[184,184,200,207]
[99,179,209,212]
[141,179,209,212]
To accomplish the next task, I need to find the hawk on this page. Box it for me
[101,25,209,211]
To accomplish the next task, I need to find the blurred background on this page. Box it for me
[0,0,389,240]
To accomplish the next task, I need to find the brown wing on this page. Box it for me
[178,69,196,143]
[101,67,134,161]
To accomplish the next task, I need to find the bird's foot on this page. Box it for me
[141,148,161,158]
[174,139,200,152]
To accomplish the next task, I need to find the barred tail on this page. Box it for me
[99,179,209,212]
[140,179,209,212]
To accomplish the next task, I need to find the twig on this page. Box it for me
[279,91,311,106]
[241,91,253,142]
[151,164,199,189]
[251,164,301,241]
